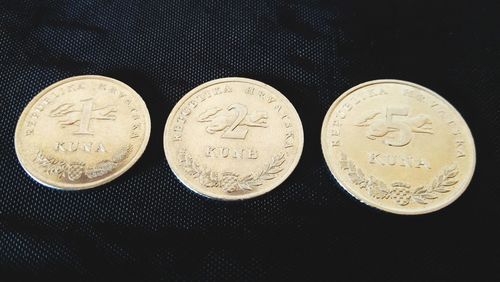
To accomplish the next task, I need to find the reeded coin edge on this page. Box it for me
[14,75,151,190]
[164,77,304,200]
[321,79,476,215]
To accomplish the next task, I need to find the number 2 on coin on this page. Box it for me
[222,104,248,139]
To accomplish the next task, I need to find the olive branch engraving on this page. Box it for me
[33,145,132,181]
[340,153,459,206]
[178,149,285,193]
[411,165,459,204]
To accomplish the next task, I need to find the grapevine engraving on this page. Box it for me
[340,153,459,206]
[33,145,132,181]
[178,149,285,193]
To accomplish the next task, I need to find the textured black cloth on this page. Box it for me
[1,1,499,281]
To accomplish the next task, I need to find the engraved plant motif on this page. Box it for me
[178,149,285,193]
[411,165,459,204]
[340,153,459,206]
[33,145,132,181]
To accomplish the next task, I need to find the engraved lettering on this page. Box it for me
[455,140,466,158]
[368,152,431,169]
[246,87,275,103]
[82,143,92,152]
[55,142,65,152]
[368,88,388,97]
[221,147,230,158]
[248,149,258,159]
[284,132,294,148]
[69,142,78,152]
[98,83,107,90]
[54,142,107,153]
[188,100,198,109]
[336,110,346,119]
[204,146,259,159]
[246,87,255,95]
[206,146,216,157]
[233,148,243,159]
[173,125,183,132]
[96,143,106,153]
[368,153,379,164]
[331,128,340,136]
[181,107,192,116]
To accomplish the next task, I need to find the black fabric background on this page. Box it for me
[1,1,499,281]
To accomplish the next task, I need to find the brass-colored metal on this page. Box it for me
[15,75,151,190]
[164,77,304,200]
[321,80,475,214]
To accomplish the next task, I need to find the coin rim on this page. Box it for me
[320,79,476,215]
[163,77,304,200]
[14,75,151,190]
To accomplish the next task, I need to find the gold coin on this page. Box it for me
[164,77,304,200]
[15,75,151,190]
[321,80,475,214]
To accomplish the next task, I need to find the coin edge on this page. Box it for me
[320,79,476,215]
[163,77,304,200]
[14,75,152,190]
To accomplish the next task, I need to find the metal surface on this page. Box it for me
[321,80,476,214]
[164,77,304,200]
[15,75,151,190]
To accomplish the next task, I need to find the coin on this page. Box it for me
[163,77,304,200]
[321,80,475,214]
[15,75,151,190]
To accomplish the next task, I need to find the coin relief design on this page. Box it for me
[164,77,304,200]
[15,75,151,190]
[321,80,475,214]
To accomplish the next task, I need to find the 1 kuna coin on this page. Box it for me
[15,75,151,190]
